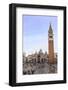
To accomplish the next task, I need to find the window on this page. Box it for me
[49,36,52,38]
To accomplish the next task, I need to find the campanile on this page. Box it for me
[48,24,54,64]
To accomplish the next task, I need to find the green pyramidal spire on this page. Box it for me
[48,23,53,34]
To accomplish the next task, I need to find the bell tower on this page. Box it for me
[48,24,54,64]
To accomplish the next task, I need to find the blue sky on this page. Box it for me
[23,15,58,55]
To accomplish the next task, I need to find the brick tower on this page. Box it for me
[48,24,54,64]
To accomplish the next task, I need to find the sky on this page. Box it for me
[22,15,58,56]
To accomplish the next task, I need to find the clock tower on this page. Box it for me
[48,24,55,64]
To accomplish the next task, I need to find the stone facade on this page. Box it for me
[23,49,57,64]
